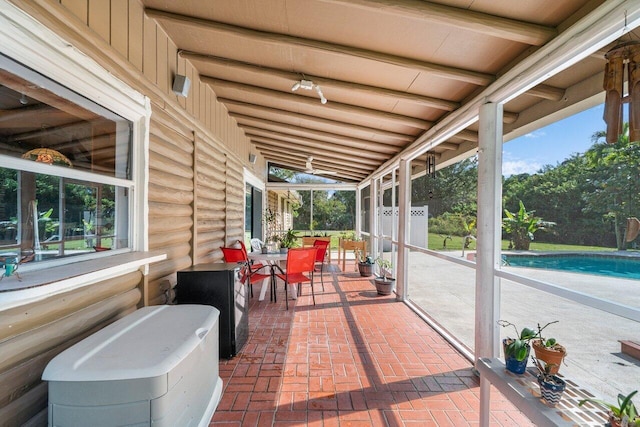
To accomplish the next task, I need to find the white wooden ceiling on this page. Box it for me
[143,0,614,182]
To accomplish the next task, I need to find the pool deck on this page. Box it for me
[406,250,640,403]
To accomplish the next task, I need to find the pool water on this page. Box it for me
[502,253,640,280]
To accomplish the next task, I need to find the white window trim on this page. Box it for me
[0,2,158,304]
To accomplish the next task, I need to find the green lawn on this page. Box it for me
[428,233,615,252]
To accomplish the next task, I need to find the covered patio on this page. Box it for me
[214,263,533,426]
[1,1,639,426]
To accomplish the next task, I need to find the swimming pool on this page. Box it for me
[502,253,640,280]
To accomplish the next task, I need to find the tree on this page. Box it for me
[584,124,640,250]
[503,200,555,250]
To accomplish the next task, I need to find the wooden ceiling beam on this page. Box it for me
[260,151,369,181]
[146,8,494,86]
[203,77,431,129]
[455,129,479,142]
[319,0,556,46]
[526,84,566,101]
[254,144,373,174]
[250,138,378,170]
[219,98,415,142]
[181,51,459,112]
[247,133,387,165]
[233,114,403,150]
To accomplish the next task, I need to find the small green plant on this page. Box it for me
[497,320,537,361]
[375,257,393,280]
[355,248,372,264]
[278,229,298,248]
[579,390,639,426]
[535,320,560,349]
[533,357,557,382]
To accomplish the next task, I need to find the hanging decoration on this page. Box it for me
[426,152,436,199]
[426,152,436,179]
[22,147,73,167]
[603,40,640,143]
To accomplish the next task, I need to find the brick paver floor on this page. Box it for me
[211,262,533,426]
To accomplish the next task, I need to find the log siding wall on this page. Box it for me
[1,0,266,423]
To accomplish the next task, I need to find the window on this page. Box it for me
[0,56,133,268]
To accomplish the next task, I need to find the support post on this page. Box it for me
[369,178,378,260]
[396,160,410,301]
[476,102,503,427]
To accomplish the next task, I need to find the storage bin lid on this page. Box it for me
[43,305,219,382]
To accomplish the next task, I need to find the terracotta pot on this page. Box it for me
[532,339,566,375]
[607,414,640,427]
[373,277,395,295]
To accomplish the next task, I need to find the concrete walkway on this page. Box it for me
[407,251,640,403]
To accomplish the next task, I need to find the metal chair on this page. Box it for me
[274,247,317,309]
[313,239,330,291]
[221,247,269,298]
[238,239,264,271]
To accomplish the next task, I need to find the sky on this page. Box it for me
[502,104,606,176]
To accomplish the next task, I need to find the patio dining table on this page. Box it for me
[247,252,296,302]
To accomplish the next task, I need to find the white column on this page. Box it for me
[369,179,378,259]
[476,102,503,427]
[355,186,361,237]
[396,160,410,301]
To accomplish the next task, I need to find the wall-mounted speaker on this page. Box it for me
[172,75,191,97]
[249,153,257,164]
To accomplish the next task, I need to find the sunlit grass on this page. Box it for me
[428,233,615,252]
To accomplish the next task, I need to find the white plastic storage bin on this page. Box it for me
[42,305,223,427]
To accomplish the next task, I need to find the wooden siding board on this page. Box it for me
[0,272,142,342]
[88,0,110,42]
[61,0,88,24]
[156,25,168,94]
[143,13,156,83]
[149,169,193,192]
[0,289,140,373]
[110,0,128,58]
[149,201,192,218]
[149,134,193,166]
[128,0,143,70]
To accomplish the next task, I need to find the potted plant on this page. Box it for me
[373,257,395,295]
[497,320,537,374]
[278,229,298,254]
[531,320,566,375]
[355,248,374,276]
[579,390,640,427]
[534,357,566,407]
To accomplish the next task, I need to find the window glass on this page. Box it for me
[0,58,132,267]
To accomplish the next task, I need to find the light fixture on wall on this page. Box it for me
[249,153,257,164]
[172,74,191,97]
[19,93,28,105]
[291,79,327,104]
[22,147,73,167]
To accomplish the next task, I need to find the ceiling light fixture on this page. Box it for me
[291,79,327,104]
[22,147,73,167]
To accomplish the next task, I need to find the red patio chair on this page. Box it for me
[313,239,330,291]
[221,247,269,298]
[238,239,264,271]
[275,247,317,309]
